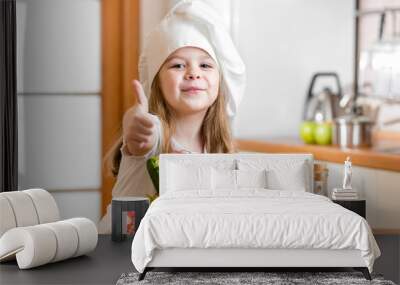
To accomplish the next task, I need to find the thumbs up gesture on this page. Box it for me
[122,80,156,156]
[132,79,149,113]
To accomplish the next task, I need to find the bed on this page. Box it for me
[131,153,380,281]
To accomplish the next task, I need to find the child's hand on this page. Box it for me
[122,80,156,156]
[132,79,149,113]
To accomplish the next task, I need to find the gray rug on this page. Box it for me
[116,271,396,285]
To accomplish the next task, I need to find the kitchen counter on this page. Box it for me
[235,132,400,172]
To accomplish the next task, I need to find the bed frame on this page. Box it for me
[139,248,371,280]
[138,154,372,281]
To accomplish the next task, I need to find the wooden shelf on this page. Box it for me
[372,228,400,235]
[235,136,400,172]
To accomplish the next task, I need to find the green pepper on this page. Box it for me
[146,193,159,203]
[146,156,159,195]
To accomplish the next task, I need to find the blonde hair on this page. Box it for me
[104,73,237,178]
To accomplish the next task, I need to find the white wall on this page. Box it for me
[16,0,101,223]
[233,0,355,138]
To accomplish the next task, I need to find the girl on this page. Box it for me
[97,0,246,234]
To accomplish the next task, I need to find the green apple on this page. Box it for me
[314,122,332,145]
[300,121,316,144]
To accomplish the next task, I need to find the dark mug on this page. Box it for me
[111,197,149,242]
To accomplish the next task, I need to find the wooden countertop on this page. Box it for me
[235,131,400,172]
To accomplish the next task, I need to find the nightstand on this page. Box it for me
[332,199,366,218]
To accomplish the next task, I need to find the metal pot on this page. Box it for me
[332,115,374,148]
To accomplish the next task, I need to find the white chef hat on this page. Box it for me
[139,0,246,117]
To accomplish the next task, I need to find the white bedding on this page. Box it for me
[131,189,380,273]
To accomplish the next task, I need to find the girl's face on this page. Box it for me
[158,47,220,116]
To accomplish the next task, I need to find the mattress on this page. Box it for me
[131,189,380,273]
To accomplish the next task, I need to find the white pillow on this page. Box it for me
[167,162,212,192]
[212,168,237,190]
[236,169,268,189]
[211,168,268,190]
[267,165,307,191]
[237,159,309,191]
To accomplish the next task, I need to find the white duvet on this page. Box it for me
[131,189,380,273]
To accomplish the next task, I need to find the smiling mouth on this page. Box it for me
[181,88,205,94]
